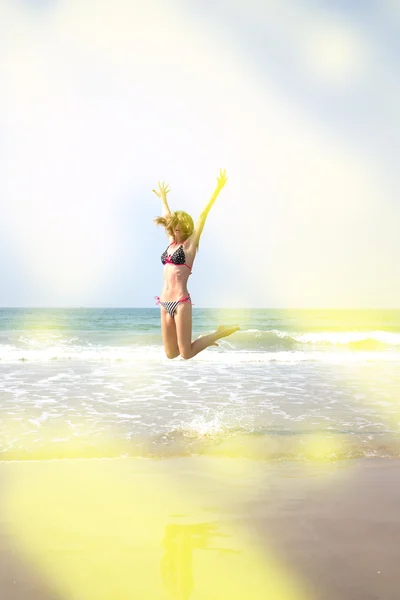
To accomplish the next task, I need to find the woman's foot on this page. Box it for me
[214,325,240,341]
[198,326,240,350]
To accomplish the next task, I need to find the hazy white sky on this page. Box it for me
[1,0,399,308]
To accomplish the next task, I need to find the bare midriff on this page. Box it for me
[160,243,196,302]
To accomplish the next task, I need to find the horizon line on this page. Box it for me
[0,306,399,311]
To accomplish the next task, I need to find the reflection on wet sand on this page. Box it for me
[161,522,238,599]
[2,457,311,599]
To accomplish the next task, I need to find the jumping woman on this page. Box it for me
[153,168,240,360]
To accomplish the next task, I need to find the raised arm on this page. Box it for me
[191,169,228,247]
[152,181,171,216]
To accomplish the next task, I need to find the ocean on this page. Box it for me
[1,307,400,462]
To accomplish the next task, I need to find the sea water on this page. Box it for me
[1,307,399,461]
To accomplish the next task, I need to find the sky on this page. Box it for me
[1,0,399,308]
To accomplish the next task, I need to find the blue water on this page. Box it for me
[1,308,399,461]
[1,307,400,361]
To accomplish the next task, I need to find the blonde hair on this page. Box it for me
[153,210,199,249]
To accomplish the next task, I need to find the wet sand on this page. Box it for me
[1,457,399,599]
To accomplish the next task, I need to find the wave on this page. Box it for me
[235,329,400,350]
[2,427,400,462]
[1,343,400,363]
[1,328,400,363]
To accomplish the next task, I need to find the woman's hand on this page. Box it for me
[216,168,228,189]
[152,181,170,199]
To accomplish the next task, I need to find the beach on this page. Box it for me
[1,307,400,598]
[1,457,400,600]
[3,0,399,595]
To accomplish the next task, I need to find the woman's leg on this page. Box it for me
[160,307,180,359]
[174,303,240,360]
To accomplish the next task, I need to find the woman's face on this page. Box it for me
[173,225,183,241]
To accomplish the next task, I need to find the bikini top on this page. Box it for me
[161,242,193,273]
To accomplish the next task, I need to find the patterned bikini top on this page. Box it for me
[161,243,192,272]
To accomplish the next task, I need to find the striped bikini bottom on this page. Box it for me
[154,294,193,318]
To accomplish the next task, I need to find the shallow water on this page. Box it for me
[1,308,399,461]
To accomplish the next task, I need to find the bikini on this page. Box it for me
[154,242,194,317]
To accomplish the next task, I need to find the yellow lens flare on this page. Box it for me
[203,430,346,464]
[2,435,311,600]
[0,419,134,461]
[300,432,342,463]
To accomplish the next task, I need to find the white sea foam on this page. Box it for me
[180,414,226,436]
[275,330,400,346]
[0,343,400,364]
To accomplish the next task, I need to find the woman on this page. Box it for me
[153,168,240,360]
